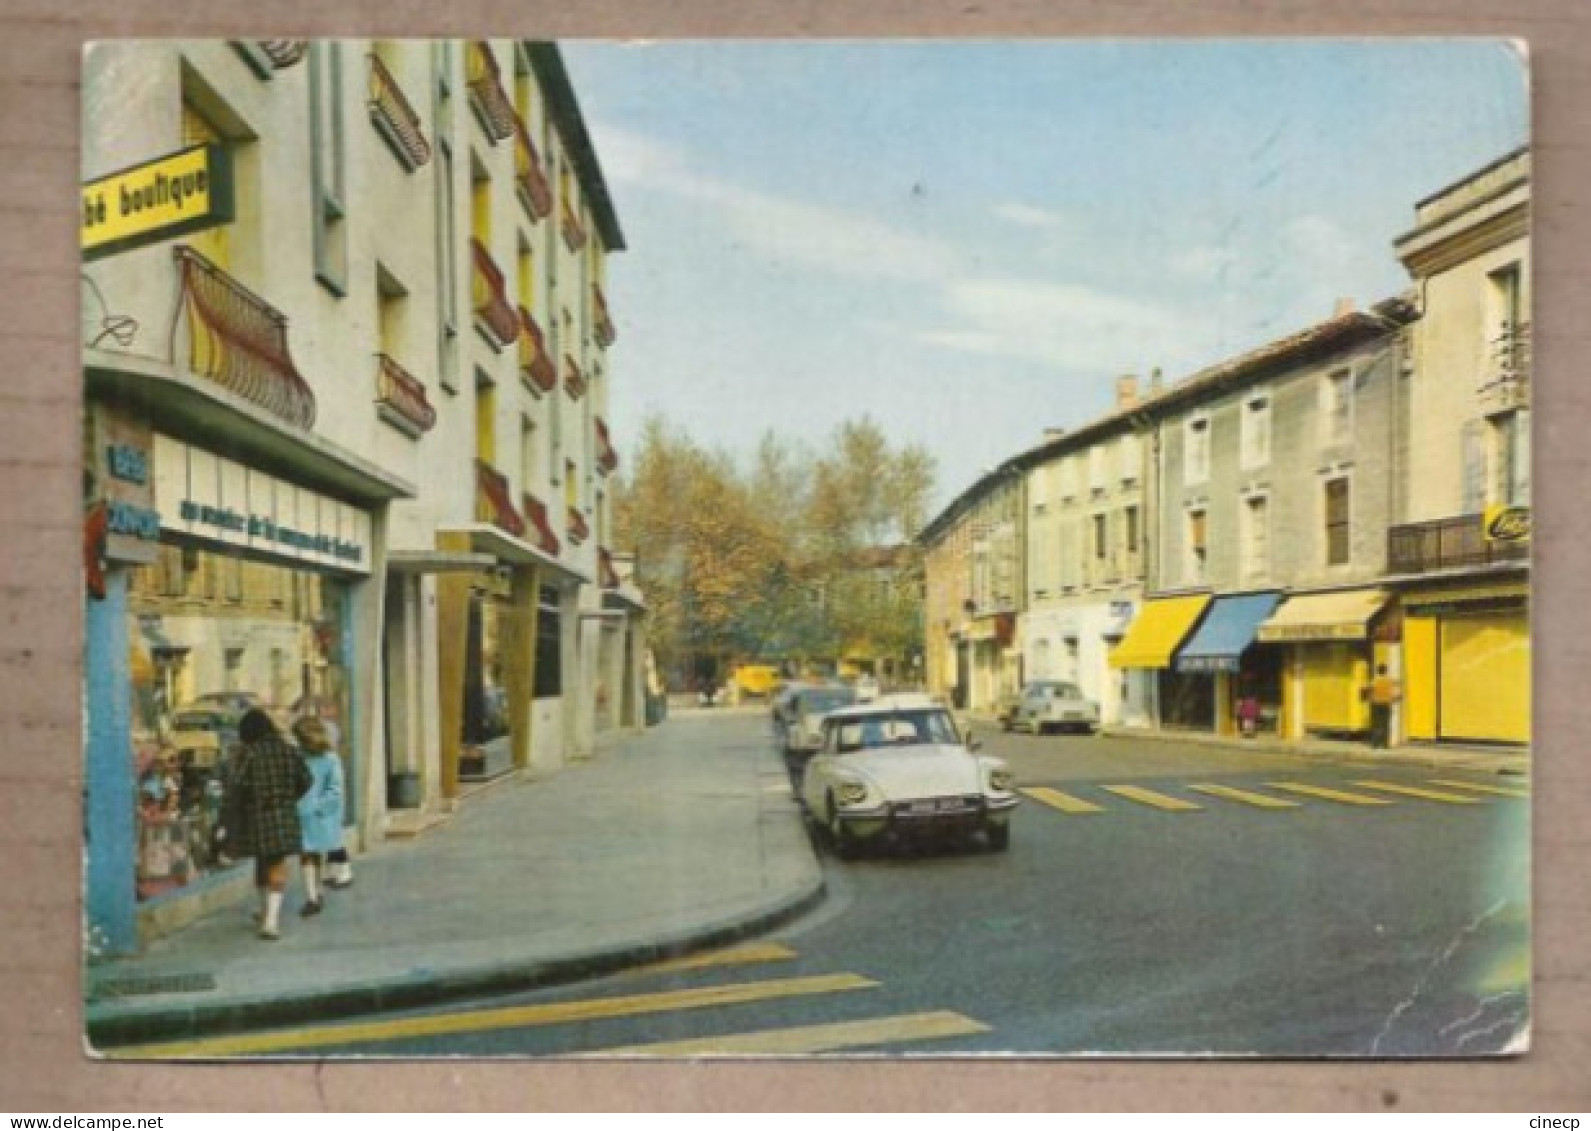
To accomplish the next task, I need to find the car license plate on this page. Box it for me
[905,798,967,815]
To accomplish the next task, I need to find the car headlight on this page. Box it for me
[834,778,869,806]
[987,767,1014,792]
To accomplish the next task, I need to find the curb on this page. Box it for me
[86,872,827,1053]
[1094,726,1528,773]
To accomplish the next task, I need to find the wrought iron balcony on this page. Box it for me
[563,353,587,400]
[593,284,616,347]
[470,239,520,349]
[561,200,588,253]
[374,353,437,438]
[171,245,316,429]
[594,416,619,475]
[466,40,515,143]
[521,492,561,557]
[1387,513,1530,575]
[513,115,553,220]
[518,308,558,396]
[1478,320,1531,415]
[368,52,432,171]
[475,458,526,539]
[567,505,590,547]
[260,41,307,68]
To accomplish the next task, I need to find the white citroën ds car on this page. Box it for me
[798,698,1020,858]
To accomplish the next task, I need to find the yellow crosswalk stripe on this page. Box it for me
[1427,779,1531,799]
[1352,780,1486,804]
[1186,783,1301,809]
[623,943,799,978]
[111,973,879,1059]
[1100,785,1202,812]
[1268,782,1395,806]
[1021,786,1104,814]
[594,1010,991,1056]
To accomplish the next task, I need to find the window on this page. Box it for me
[433,45,459,392]
[533,585,561,697]
[1123,505,1140,557]
[518,240,535,312]
[1491,409,1531,506]
[1058,458,1077,501]
[1322,369,1353,446]
[309,42,347,294]
[549,390,562,484]
[564,459,578,511]
[596,488,607,544]
[1088,446,1108,493]
[475,371,496,463]
[1242,495,1270,579]
[470,153,491,245]
[1489,262,1525,344]
[1324,477,1351,566]
[1092,513,1109,562]
[377,265,407,356]
[1186,508,1208,583]
[1185,418,1211,485]
[1241,393,1271,470]
[520,415,538,494]
[1119,434,1141,483]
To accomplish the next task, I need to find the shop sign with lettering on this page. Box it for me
[84,404,160,567]
[82,144,235,262]
[1484,504,1531,544]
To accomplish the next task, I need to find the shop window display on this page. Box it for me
[128,543,351,900]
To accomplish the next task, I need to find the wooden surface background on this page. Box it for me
[3,0,1587,1112]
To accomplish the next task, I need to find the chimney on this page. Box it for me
[1149,367,1165,395]
[1333,297,1356,318]
[1115,373,1140,410]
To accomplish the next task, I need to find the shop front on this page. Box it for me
[1255,587,1392,741]
[83,399,403,955]
[1108,593,1211,729]
[1400,577,1529,745]
[1172,591,1284,736]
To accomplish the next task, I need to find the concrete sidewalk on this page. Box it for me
[84,712,822,1051]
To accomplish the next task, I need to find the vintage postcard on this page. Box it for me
[79,37,1530,1058]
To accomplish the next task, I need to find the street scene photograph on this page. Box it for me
[78,36,1531,1059]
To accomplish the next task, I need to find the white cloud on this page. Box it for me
[993,202,1072,232]
[1169,243,1243,279]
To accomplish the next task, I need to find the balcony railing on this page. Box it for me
[475,458,526,539]
[1387,513,1530,575]
[593,284,616,347]
[561,200,588,253]
[518,308,558,396]
[374,354,437,438]
[567,506,590,547]
[594,416,619,475]
[368,52,432,171]
[466,41,515,143]
[521,492,561,557]
[260,41,308,68]
[513,116,553,220]
[171,245,317,429]
[470,239,520,349]
[563,353,587,400]
[1478,320,1531,415]
[598,546,621,590]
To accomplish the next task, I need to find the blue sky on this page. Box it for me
[561,39,1528,513]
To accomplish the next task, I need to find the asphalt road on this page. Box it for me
[221,715,1530,1058]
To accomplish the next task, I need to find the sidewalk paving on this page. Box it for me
[84,712,821,1051]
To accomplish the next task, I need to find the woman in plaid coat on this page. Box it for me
[221,709,312,940]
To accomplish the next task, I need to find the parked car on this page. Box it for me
[1010,680,1100,735]
[799,701,1019,858]
[782,685,859,757]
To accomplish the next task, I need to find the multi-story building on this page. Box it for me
[1115,302,1415,738]
[1388,148,1530,745]
[81,39,644,955]
[1020,376,1154,727]
[919,467,1024,711]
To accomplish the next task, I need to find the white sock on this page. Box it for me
[263,891,283,933]
[334,860,352,884]
[303,863,320,903]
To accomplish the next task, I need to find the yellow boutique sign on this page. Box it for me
[82,144,234,261]
[1484,504,1531,544]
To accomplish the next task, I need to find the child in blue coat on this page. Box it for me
[292,715,346,916]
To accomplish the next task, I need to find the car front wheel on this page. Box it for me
[986,822,1010,852]
[826,795,862,861]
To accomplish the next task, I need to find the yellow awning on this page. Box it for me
[1256,588,1388,643]
[1108,595,1211,669]
[1402,581,1529,608]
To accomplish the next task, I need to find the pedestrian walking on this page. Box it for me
[292,715,351,913]
[1367,663,1402,749]
[216,708,312,940]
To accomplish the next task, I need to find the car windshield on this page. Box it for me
[831,709,960,753]
[1036,682,1082,698]
[804,690,856,712]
